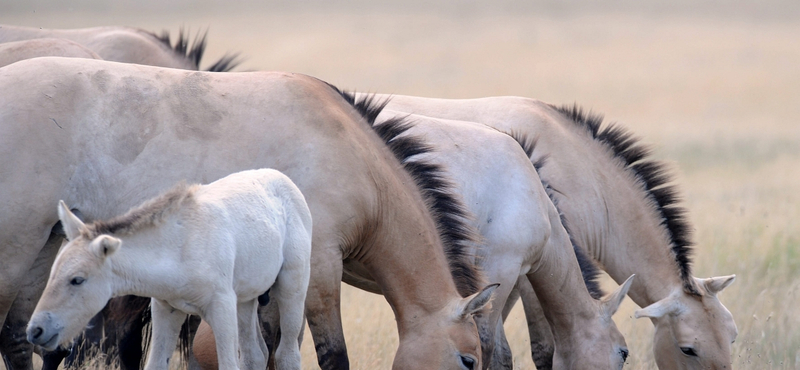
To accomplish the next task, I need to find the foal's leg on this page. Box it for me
[272,264,308,370]
[203,293,240,370]
[477,259,521,370]
[144,299,187,370]
[237,299,267,370]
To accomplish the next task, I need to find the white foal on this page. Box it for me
[27,169,312,370]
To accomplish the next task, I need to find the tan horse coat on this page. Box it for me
[374,94,737,370]
[0,57,491,370]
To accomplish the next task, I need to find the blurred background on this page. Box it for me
[2,1,800,368]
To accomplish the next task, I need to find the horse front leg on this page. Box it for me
[517,275,555,370]
[144,299,187,370]
[304,244,348,370]
[202,293,240,370]
[1,233,63,370]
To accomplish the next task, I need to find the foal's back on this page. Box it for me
[190,169,312,299]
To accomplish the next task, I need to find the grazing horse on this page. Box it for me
[199,105,635,370]
[0,25,239,72]
[28,169,313,370]
[0,57,495,370]
[373,94,738,370]
[0,38,100,68]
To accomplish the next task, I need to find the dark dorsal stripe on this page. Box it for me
[507,133,604,298]
[332,88,483,297]
[550,104,697,295]
[149,28,241,72]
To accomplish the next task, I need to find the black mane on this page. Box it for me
[507,133,604,299]
[331,88,483,297]
[150,28,241,72]
[551,104,697,294]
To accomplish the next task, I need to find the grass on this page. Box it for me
[2,1,799,369]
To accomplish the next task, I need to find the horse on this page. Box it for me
[0,26,236,370]
[370,94,738,370]
[195,105,636,370]
[0,25,239,72]
[0,38,101,68]
[0,57,495,370]
[28,169,313,370]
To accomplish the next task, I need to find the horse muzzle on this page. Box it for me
[26,312,62,350]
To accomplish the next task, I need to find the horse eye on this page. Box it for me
[70,277,85,286]
[620,348,629,362]
[680,347,698,357]
[458,354,476,370]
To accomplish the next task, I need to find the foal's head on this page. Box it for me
[392,284,498,370]
[27,201,122,350]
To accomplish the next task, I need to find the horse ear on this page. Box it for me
[634,297,681,319]
[58,200,85,241]
[457,283,500,320]
[701,275,735,296]
[601,274,634,319]
[92,235,121,258]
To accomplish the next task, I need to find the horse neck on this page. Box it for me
[357,176,466,327]
[529,210,607,341]
[540,124,683,307]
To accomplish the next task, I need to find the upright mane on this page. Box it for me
[550,104,697,294]
[330,87,484,297]
[148,28,241,72]
[83,182,198,239]
[507,133,604,299]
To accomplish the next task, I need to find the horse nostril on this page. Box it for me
[32,327,43,340]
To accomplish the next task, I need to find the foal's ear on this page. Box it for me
[58,200,85,241]
[91,235,122,259]
[456,283,500,320]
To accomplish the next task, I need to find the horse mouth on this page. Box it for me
[40,332,60,351]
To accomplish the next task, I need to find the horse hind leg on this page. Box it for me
[272,255,310,370]
[236,299,266,370]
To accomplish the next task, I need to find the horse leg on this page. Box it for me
[202,294,240,370]
[272,261,308,370]
[143,299,187,370]
[304,243,347,370]
[236,300,266,370]
[477,260,520,370]
[258,295,280,370]
[0,233,63,370]
[519,275,555,370]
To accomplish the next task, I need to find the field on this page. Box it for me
[2,1,799,368]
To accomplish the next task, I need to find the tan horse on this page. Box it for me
[375,94,738,370]
[192,106,635,370]
[0,24,239,72]
[0,26,236,370]
[0,38,100,68]
[0,57,495,370]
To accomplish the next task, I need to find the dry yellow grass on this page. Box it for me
[2,1,798,369]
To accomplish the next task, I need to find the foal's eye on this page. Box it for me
[680,347,698,357]
[70,277,85,286]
